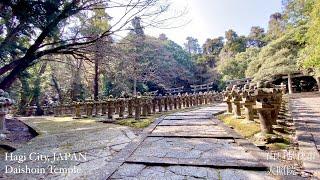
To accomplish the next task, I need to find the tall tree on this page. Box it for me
[0,0,174,90]
[184,37,201,55]
[301,0,320,90]
[198,37,224,67]
[247,26,266,48]
[267,13,286,40]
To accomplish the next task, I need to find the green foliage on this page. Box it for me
[301,0,320,74]
[246,26,306,81]
[223,31,247,54]
[218,48,260,81]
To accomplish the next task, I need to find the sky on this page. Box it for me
[143,0,283,46]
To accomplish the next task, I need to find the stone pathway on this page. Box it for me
[290,93,320,178]
[108,104,276,179]
[0,117,137,179]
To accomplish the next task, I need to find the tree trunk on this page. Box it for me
[51,74,63,103]
[0,56,34,90]
[133,78,137,96]
[33,62,47,115]
[93,57,99,100]
[18,73,31,115]
[288,73,293,94]
[315,76,320,92]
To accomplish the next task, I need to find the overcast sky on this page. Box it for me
[111,0,283,46]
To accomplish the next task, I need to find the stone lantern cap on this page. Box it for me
[107,95,115,101]
[253,89,275,110]
[223,91,232,102]
[231,90,242,102]
[241,91,254,104]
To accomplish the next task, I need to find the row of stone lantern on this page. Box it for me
[40,91,223,120]
[223,83,284,135]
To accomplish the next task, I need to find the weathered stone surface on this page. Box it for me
[151,125,230,137]
[159,119,217,126]
[0,116,136,179]
[164,116,211,120]
[290,95,320,178]
[111,163,272,180]
[127,137,264,168]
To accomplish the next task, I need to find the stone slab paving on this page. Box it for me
[127,137,263,168]
[151,126,232,137]
[290,93,320,178]
[109,103,276,179]
[163,116,211,120]
[111,163,273,180]
[0,117,137,180]
[159,119,218,126]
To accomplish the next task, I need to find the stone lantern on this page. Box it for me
[0,89,13,138]
[86,100,94,117]
[230,87,242,118]
[241,91,255,121]
[118,98,125,118]
[185,93,190,108]
[164,94,169,111]
[177,93,182,109]
[107,95,115,120]
[223,87,232,114]
[101,100,108,116]
[157,94,163,112]
[134,94,142,120]
[253,88,275,134]
[270,89,282,125]
[141,96,148,117]
[127,97,134,118]
[73,101,82,119]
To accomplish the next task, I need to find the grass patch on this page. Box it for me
[117,118,155,128]
[217,114,260,138]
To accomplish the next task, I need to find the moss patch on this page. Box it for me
[266,143,290,150]
[217,114,260,138]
